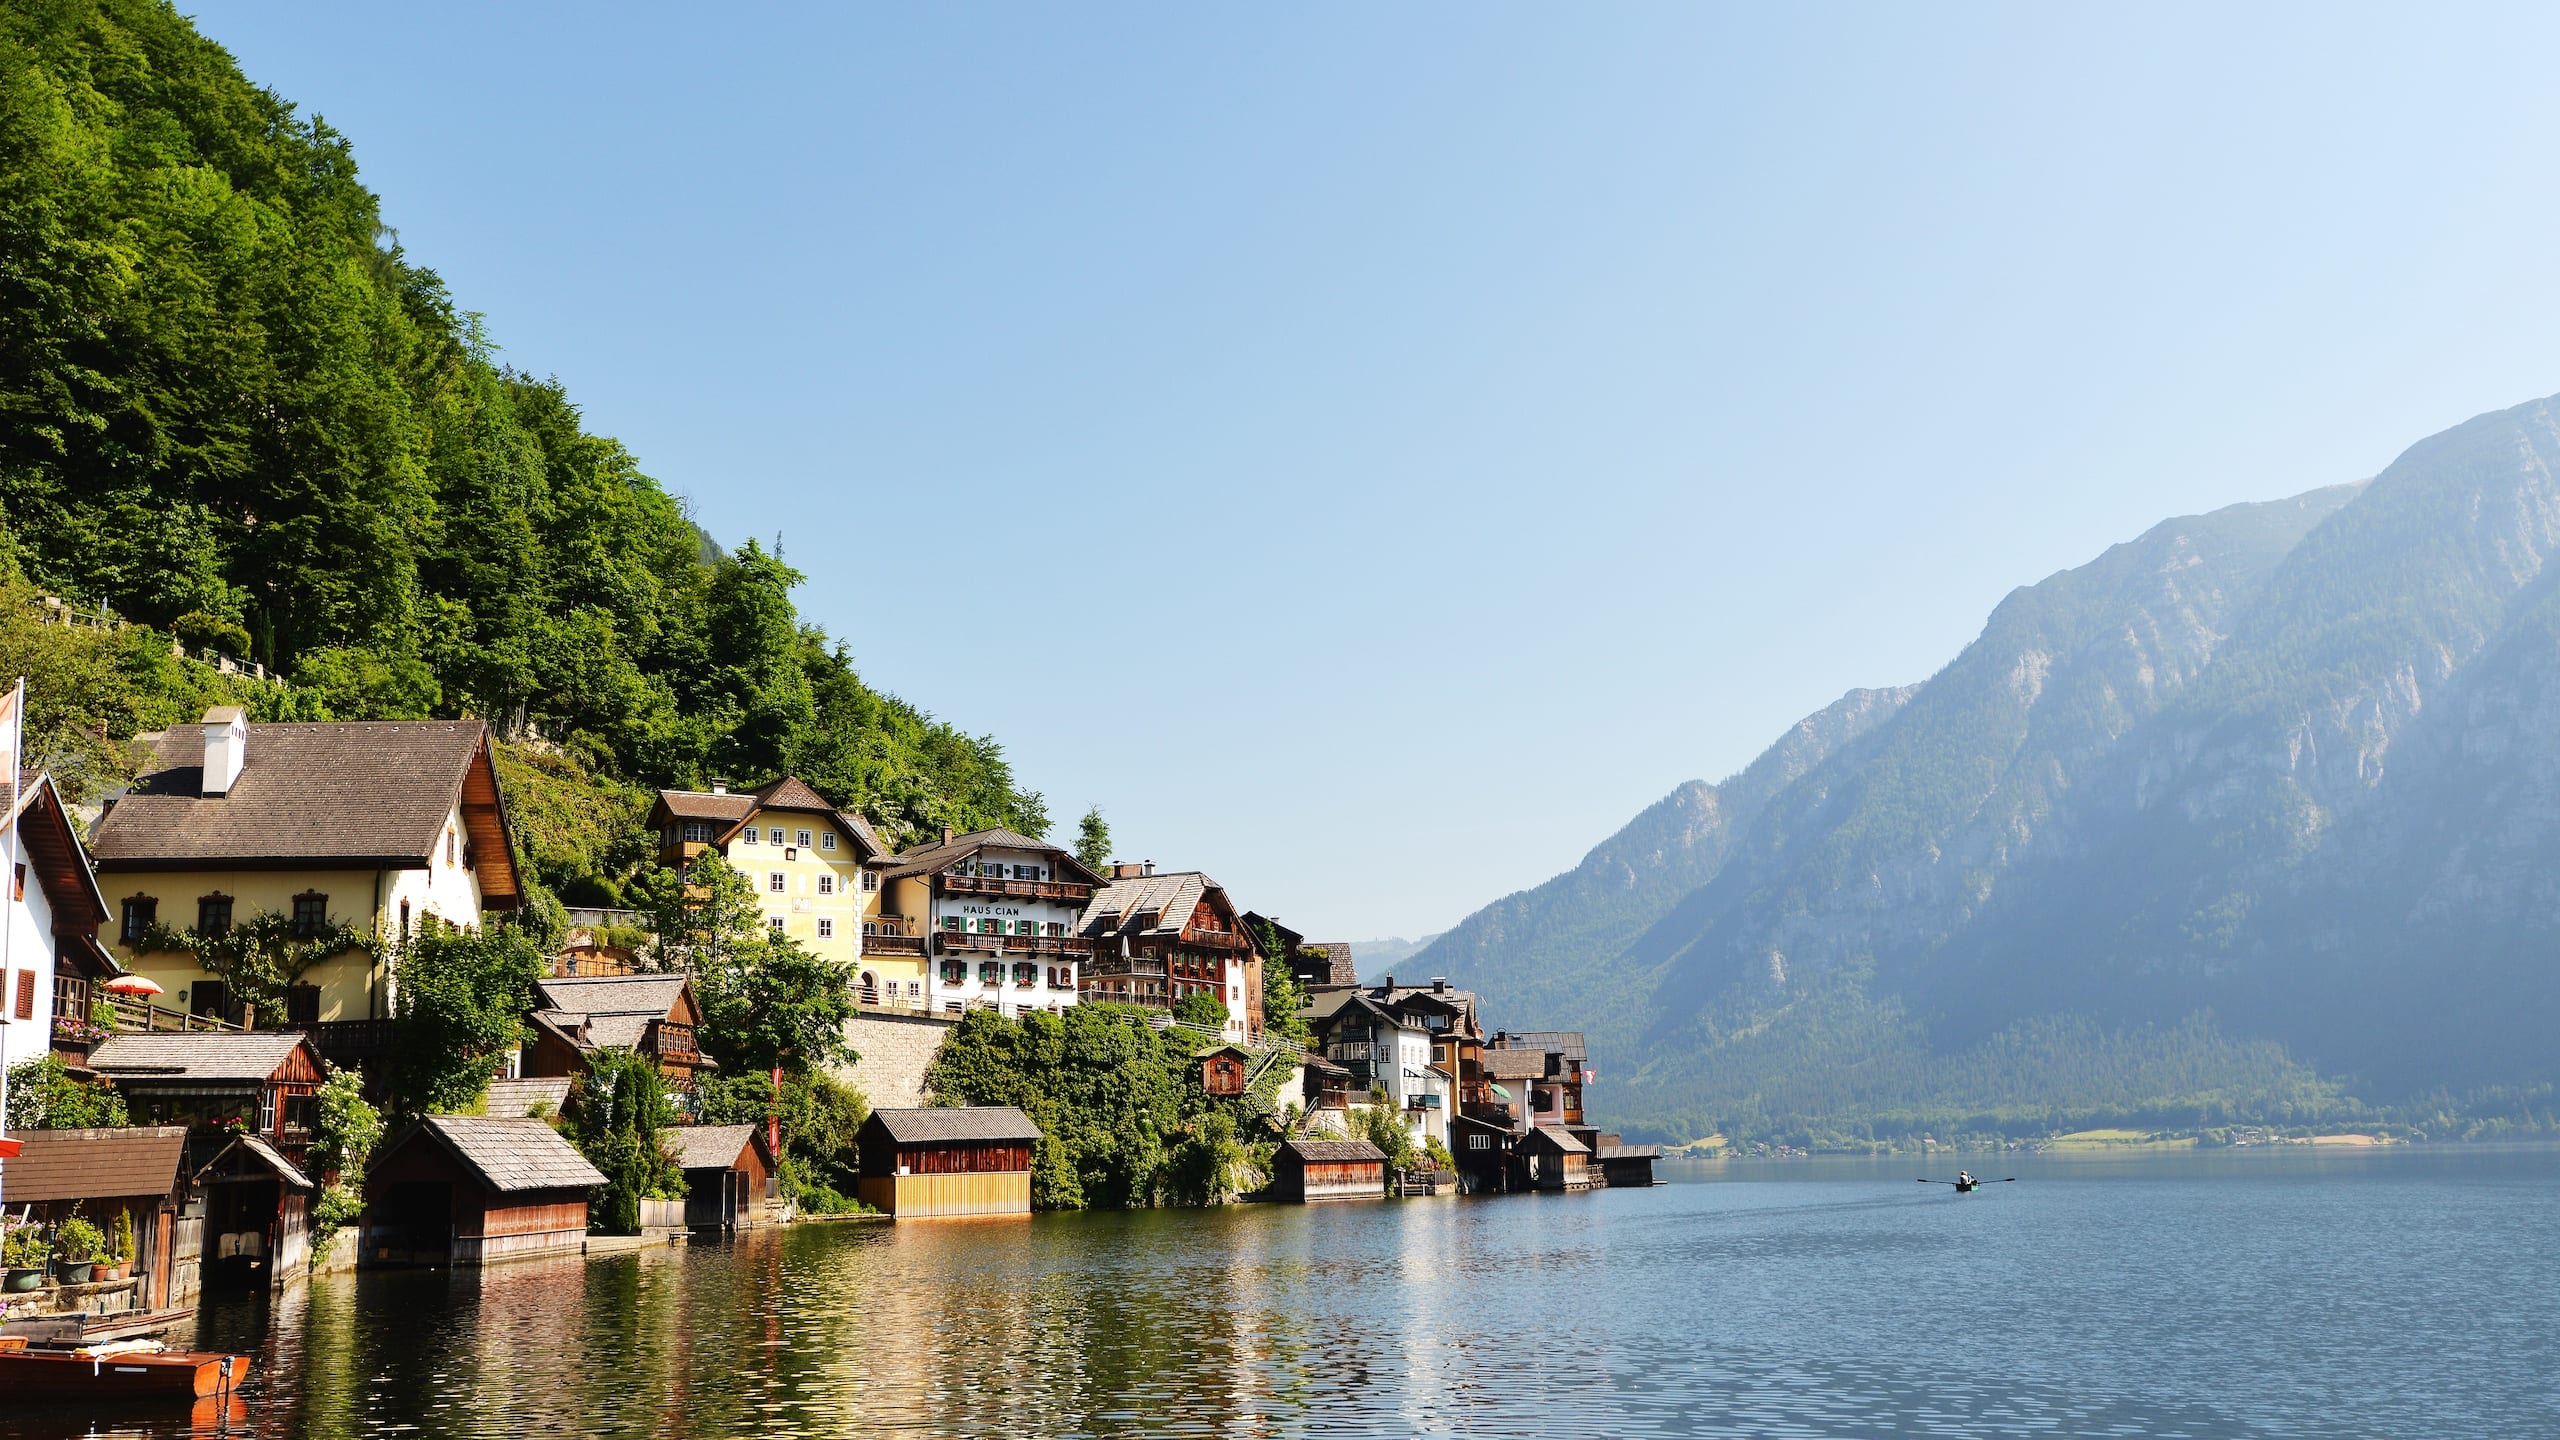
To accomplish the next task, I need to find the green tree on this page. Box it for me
[692,930,857,1078]
[1254,923,1311,1044]
[4,1055,128,1129]
[566,1048,683,1234]
[1174,990,1228,1030]
[306,1063,381,1257]
[1074,806,1112,874]
[631,850,761,972]
[389,924,542,1118]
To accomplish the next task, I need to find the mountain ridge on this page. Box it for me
[1419,397,2560,1141]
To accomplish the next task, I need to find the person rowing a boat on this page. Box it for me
[1956,1170,1975,1191]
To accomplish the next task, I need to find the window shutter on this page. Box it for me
[12,968,33,1020]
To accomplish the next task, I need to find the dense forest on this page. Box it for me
[0,0,1048,907]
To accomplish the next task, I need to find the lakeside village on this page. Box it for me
[0,707,1656,1337]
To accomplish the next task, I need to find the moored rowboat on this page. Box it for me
[0,1344,253,1399]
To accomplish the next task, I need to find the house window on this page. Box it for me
[742,826,759,845]
[820,832,837,851]
[400,899,412,942]
[943,916,963,932]
[259,1089,278,1133]
[1046,922,1067,937]
[1469,1133,1492,1150]
[940,960,966,983]
[769,827,785,845]
[768,915,786,931]
[287,984,321,1025]
[290,892,329,938]
[817,919,834,939]
[197,893,234,938]
[796,829,813,847]
[284,1095,317,1134]
[978,962,1002,985]
[818,875,835,896]
[682,821,715,843]
[861,871,878,893]
[768,872,786,894]
[192,980,230,1021]
[447,828,458,866]
[120,896,157,944]
[908,980,922,999]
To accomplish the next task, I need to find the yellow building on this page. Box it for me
[646,777,913,1005]
[88,708,521,1051]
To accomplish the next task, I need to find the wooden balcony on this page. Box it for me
[306,1018,399,1062]
[865,933,926,956]
[645,1021,699,1064]
[939,874,1093,903]
[104,993,243,1034]
[932,932,1091,957]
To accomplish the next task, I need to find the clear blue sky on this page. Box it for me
[198,3,2560,942]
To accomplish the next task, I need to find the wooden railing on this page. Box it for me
[104,994,243,1034]
[932,932,1091,957]
[646,1021,698,1062]
[864,934,926,956]
[939,874,1093,903]
[306,1018,398,1061]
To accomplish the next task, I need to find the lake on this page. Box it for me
[11,1146,2556,1439]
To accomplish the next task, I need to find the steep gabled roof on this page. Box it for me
[397,1115,606,1193]
[1305,943,1359,986]
[534,974,688,1020]
[669,1124,766,1171]
[1480,1048,1549,1081]
[883,828,1101,884]
[865,1105,1043,1144]
[91,718,518,906]
[1524,1125,1590,1155]
[1079,871,1241,941]
[654,789,757,825]
[11,771,108,929]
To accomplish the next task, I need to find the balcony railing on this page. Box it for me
[306,1018,398,1061]
[932,932,1091,957]
[646,1021,699,1063]
[105,993,244,1034]
[864,933,926,956]
[939,874,1094,903]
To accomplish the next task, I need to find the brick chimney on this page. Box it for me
[201,706,248,797]
[942,825,953,845]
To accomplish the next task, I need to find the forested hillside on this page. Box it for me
[0,0,1045,904]
[1426,400,2560,1145]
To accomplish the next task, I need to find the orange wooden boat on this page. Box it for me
[0,1342,252,1399]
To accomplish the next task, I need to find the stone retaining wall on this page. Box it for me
[838,1010,958,1110]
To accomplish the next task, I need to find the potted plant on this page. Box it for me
[2,1224,46,1291]
[106,1209,137,1283]
[53,1212,105,1286]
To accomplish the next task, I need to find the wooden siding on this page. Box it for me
[858,1171,1031,1218]
[477,1195,590,1239]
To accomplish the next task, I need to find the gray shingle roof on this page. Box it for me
[670,1124,760,1170]
[1498,1031,1588,1064]
[884,829,1101,883]
[413,1115,606,1193]
[866,1106,1043,1144]
[229,1133,315,1190]
[1595,1143,1662,1160]
[656,789,757,823]
[1280,1138,1386,1163]
[89,1031,315,1083]
[1480,1049,1549,1080]
[534,974,688,1018]
[483,1076,574,1118]
[1080,872,1215,939]
[1307,943,1359,986]
[1527,1125,1590,1155]
[92,720,493,869]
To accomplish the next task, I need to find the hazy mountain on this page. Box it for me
[1418,394,2560,1141]
[1348,935,1442,976]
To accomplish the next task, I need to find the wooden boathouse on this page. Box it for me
[1271,1137,1387,1202]
[360,1116,605,1266]
[1517,1125,1592,1191]
[673,1124,778,1231]
[856,1106,1040,1218]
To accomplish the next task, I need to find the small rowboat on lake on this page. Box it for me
[0,1338,253,1399]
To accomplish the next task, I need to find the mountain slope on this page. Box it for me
[1424,395,2560,1140]
[1418,685,1914,1058]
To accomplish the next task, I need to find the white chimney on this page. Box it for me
[202,706,248,797]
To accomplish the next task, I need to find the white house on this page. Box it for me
[1,773,117,1078]
[879,829,1103,1018]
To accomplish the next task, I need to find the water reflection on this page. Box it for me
[6,1148,2557,1439]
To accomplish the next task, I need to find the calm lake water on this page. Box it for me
[12,1146,2557,1439]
